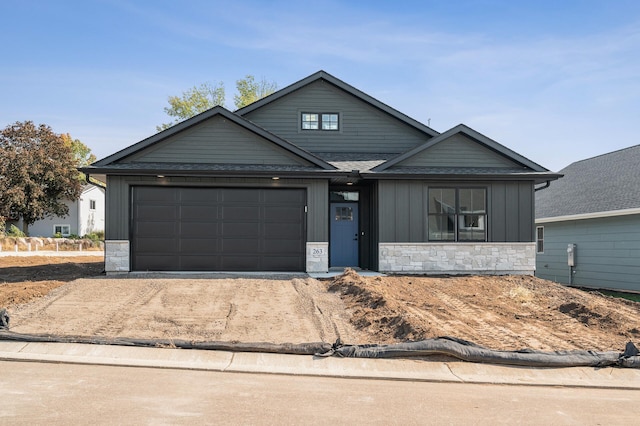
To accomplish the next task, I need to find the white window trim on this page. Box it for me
[54,224,71,237]
[299,111,341,132]
[536,226,544,253]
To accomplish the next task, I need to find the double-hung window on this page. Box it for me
[428,188,487,241]
[301,112,339,131]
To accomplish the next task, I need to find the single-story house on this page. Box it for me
[81,71,560,274]
[7,184,105,237]
[535,145,640,292]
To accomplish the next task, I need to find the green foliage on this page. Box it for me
[0,121,83,234]
[157,75,278,130]
[6,224,26,237]
[62,133,97,182]
[157,82,226,131]
[53,232,63,238]
[82,230,105,241]
[234,75,277,109]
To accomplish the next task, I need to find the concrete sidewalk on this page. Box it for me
[1,341,639,389]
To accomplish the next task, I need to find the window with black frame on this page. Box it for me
[428,188,486,241]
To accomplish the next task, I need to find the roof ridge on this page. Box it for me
[567,143,640,167]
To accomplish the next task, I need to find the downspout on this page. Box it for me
[85,173,106,190]
[534,180,551,191]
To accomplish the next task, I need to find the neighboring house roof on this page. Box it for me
[89,106,335,171]
[236,70,440,139]
[536,144,640,220]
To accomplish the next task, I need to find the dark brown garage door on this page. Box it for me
[131,187,306,271]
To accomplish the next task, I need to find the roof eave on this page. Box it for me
[361,171,562,184]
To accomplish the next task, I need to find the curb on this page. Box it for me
[1,341,639,390]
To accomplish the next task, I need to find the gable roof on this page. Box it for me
[536,144,640,220]
[236,70,439,139]
[371,124,560,182]
[89,106,335,171]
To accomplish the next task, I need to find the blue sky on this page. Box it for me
[1,0,639,171]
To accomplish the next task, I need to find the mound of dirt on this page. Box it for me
[327,269,640,351]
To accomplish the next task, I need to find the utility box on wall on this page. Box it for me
[567,243,576,267]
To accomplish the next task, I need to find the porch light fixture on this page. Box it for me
[272,177,280,180]
[157,175,165,178]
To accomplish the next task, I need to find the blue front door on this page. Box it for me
[330,202,359,267]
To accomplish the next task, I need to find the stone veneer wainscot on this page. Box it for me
[379,242,536,275]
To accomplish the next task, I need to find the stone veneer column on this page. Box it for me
[104,240,130,274]
[306,242,329,273]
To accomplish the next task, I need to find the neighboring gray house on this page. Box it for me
[535,145,640,292]
[8,184,105,237]
[82,71,559,274]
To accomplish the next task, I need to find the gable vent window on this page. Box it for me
[301,112,339,131]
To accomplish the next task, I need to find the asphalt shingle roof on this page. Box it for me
[535,144,640,219]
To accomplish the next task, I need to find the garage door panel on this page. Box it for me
[180,256,222,271]
[264,207,303,223]
[221,222,260,237]
[179,239,221,253]
[135,255,178,271]
[264,223,303,239]
[181,222,219,238]
[264,239,303,253]
[179,188,220,202]
[180,205,219,220]
[222,188,261,202]
[262,257,304,271]
[264,189,305,204]
[135,221,178,237]
[135,238,179,252]
[221,238,261,252]
[132,186,305,271]
[222,206,260,221]
[221,255,262,270]
[136,205,178,220]
[135,187,178,202]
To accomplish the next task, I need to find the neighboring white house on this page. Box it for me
[10,185,105,237]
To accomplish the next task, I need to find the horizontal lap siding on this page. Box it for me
[395,134,519,168]
[122,116,309,166]
[243,80,431,154]
[536,215,640,292]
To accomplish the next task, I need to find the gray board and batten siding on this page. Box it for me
[105,175,329,243]
[536,214,640,293]
[378,180,535,243]
[242,79,434,154]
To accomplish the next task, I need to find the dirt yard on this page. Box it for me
[1,257,639,351]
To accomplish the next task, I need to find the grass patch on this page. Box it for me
[594,289,640,303]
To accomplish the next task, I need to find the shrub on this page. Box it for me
[82,231,104,241]
[6,224,26,237]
